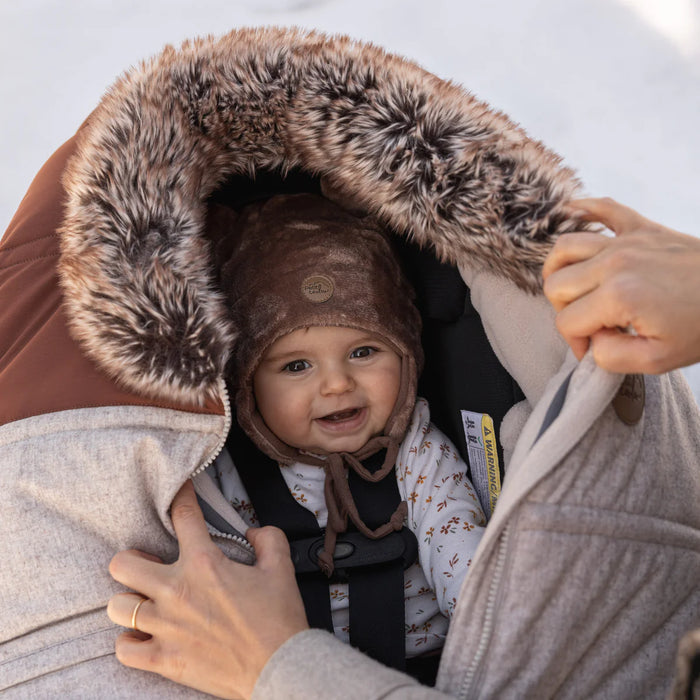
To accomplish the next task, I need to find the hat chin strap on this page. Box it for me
[244,407,412,577]
[317,438,407,577]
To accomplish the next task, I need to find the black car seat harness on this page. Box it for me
[226,422,439,680]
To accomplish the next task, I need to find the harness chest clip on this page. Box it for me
[290,528,419,582]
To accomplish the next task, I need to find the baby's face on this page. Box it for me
[253,326,401,454]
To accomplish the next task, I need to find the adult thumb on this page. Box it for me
[246,526,294,571]
[170,480,213,553]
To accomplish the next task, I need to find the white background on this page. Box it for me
[2,0,698,401]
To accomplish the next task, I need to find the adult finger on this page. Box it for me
[170,479,215,555]
[246,526,294,571]
[554,287,631,357]
[107,592,157,634]
[566,197,652,235]
[542,232,610,283]
[544,261,601,313]
[113,635,247,700]
[589,329,667,374]
[109,549,168,597]
[114,632,162,673]
[542,233,610,313]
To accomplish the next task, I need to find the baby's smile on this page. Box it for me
[315,407,367,431]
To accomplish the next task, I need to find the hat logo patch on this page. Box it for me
[301,274,334,303]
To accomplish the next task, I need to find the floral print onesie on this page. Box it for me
[213,397,486,657]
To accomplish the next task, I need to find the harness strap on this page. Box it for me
[346,456,407,670]
[226,420,411,671]
[226,421,334,633]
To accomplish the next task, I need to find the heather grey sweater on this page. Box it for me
[1,27,698,699]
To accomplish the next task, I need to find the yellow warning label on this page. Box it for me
[460,410,502,519]
[480,415,501,517]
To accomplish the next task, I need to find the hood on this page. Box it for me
[58,26,587,407]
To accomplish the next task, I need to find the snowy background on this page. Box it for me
[2,0,698,402]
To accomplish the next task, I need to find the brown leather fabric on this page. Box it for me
[0,135,223,426]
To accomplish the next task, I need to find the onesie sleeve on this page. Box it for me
[396,398,487,618]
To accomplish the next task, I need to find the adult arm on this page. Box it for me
[108,482,449,699]
[542,197,700,374]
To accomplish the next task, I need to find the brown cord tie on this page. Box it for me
[317,439,407,577]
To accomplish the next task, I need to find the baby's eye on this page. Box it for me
[283,359,311,373]
[350,346,377,359]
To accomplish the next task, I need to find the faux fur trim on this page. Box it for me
[58,26,586,405]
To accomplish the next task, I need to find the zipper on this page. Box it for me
[191,376,232,478]
[458,522,511,699]
[209,523,254,553]
[189,378,254,554]
[456,371,584,697]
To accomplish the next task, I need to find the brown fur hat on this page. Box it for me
[212,193,423,464]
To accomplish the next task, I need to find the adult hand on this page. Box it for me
[107,481,309,700]
[542,197,700,374]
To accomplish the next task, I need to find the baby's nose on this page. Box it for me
[320,366,355,394]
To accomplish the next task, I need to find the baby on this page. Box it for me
[209,193,486,675]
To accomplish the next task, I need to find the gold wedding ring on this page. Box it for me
[130,596,148,631]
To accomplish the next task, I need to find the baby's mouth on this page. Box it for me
[320,408,362,422]
[315,407,368,436]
